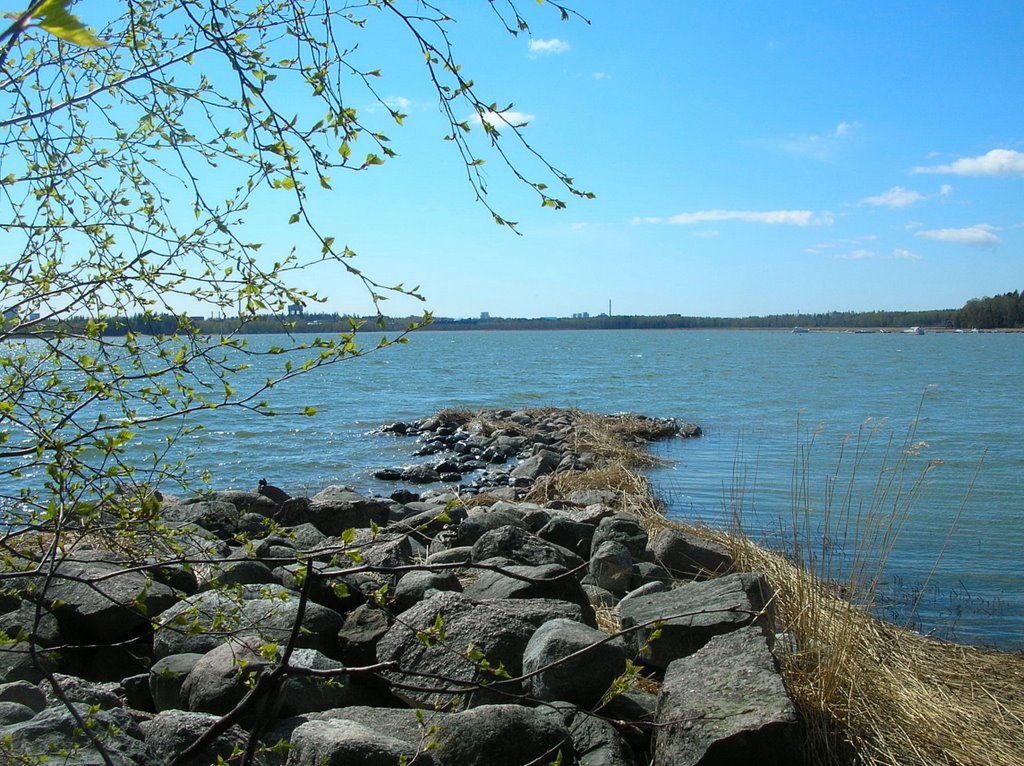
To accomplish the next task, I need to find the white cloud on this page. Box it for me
[835,121,860,137]
[692,229,720,238]
[893,249,923,261]
[662,209,818,226]
[385,96,411,110]
[528,38,570,55]
[860,186,926,209]
[474,110,534,128]
[592,71,609,81]
[836,249,877,260]
[913,148,1024,177]
[768,121,861,161]
[915,224,1001,248]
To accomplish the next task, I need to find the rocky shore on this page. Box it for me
[0,408,806,765]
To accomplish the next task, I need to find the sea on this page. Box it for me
[8,328,1024,649]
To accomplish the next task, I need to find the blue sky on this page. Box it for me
[221,3,1024,319]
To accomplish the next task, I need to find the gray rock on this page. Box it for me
[376,592,533,709]
[0,642,56,684]
[204,558,277,589]
[144,708,264,766]
[308,487,390,535]
[425,545,474,565]
[522,618,627,707]
[0,701,35,725]
[41,559,179,643]
[617,572,772,671]
[455,507,529,546]
[121,672,154,712]
[509,450,560,482]
[654,625,802,766]
[428,703,573,766]
[538,515,596,558]
[337,603,392,667]
[472,525,585,572]
[588,540,635,594]
[279,648,358,717]
[150,653,205,712]
[591,515,648,559]
[393,568,462,613]
[550,703,637,766]
[0,680,46,712]
[631,561,674,589]
[42,673,122,709]
[0,704,160,765]
[0,601,61,647]
[286,718,424,766]
[463,563,596,627]
[648,527,733,579]
[181,637,274,715]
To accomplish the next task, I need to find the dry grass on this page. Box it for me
[689,525,1024,766]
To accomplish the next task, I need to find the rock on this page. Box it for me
[337,603,392,667]
[204,558,277,589]
[591,515,648,559]
[588,540,635,594]
[392,569,462,613]
[653,625,802,766]
[456,507,529,546]
[150,653,205,712]
[648,527,733,579]
[121,672,155,712]
[401,465,441,484]
[40,559,179,643]
[0,680,46,712]
[0,641,57,684]
[0,700,35,725]
[538,515,596,559]
[509,451,560,482]
[0,704,161,765]
[41,673,122,709]
[472,525,585,572]
[549,702,638,766]
[617,572,772,671]
[286,718,423,766]
[144,709,264,766]
[308,487,390,535]
[522,618,627,707]
[180,637,274,716]
[376,592,533,709]
[427,703,574,766]
[463,563,596,627]
[0,601,61,647]
[280,649,358,717]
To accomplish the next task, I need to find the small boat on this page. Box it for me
[792,326,809,334]
[903,326,924,335]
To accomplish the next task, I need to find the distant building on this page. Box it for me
[571,312,590,319]
[480,312,490,321]
[288,302,305,317]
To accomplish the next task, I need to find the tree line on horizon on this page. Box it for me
[21,289,1021,336]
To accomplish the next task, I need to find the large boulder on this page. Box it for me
[617,572,772,670]
[463,563,596,627]
[39,559,179,643]
[427,703,574,766]
[522,618,627,707]
[648,527,733,579]
[472,525,585,572]
[591,515,648,559]
[143,709,265,766]
[150,653,206,712]
[285,718,424,766]
[307,487,390,536]
[180,637,274,716]
[653,625,802,765]
[376,592,534,709]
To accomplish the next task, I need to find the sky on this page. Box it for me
[130,2,1024,319]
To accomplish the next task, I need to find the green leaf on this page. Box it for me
[34,0,106,48]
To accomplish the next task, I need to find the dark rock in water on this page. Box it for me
[522,618,627,707]
[376,591,534,709]
[390,488,420,504]
[617,572,772,671]
[402,464,441,483]
[427,703,574,766]
[649,527,733,579]
[286,718,422,766]
[374,467,404,481]
[654,625,802,766]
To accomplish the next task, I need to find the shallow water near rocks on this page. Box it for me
[6,328,1023,648]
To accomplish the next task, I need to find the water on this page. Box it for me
[4,329,1022,648]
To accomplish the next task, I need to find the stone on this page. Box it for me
[337,603,392,667]
[463,563,596,627]
[279,649,358,717]
[392,568,462,613]
[0,641,56,684]
[591,515,648,559]
[180,637,274,716]
[0,701,35,725]
[549,702,637,766]
[285,718,421,766]
[143,709,264,766]
[427,703,574,766]
[455,507,529,546]
[648,527,733,579]
[522,618,627,707]
[617,572,772,671]
[376,592,533,709]
[472,525,585,572]
[588,540,635,594]
[0,680,46,712]
[653,625,802,766]
[150,653,205,712]
[308,487,390,535]
[538,515,596,559]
